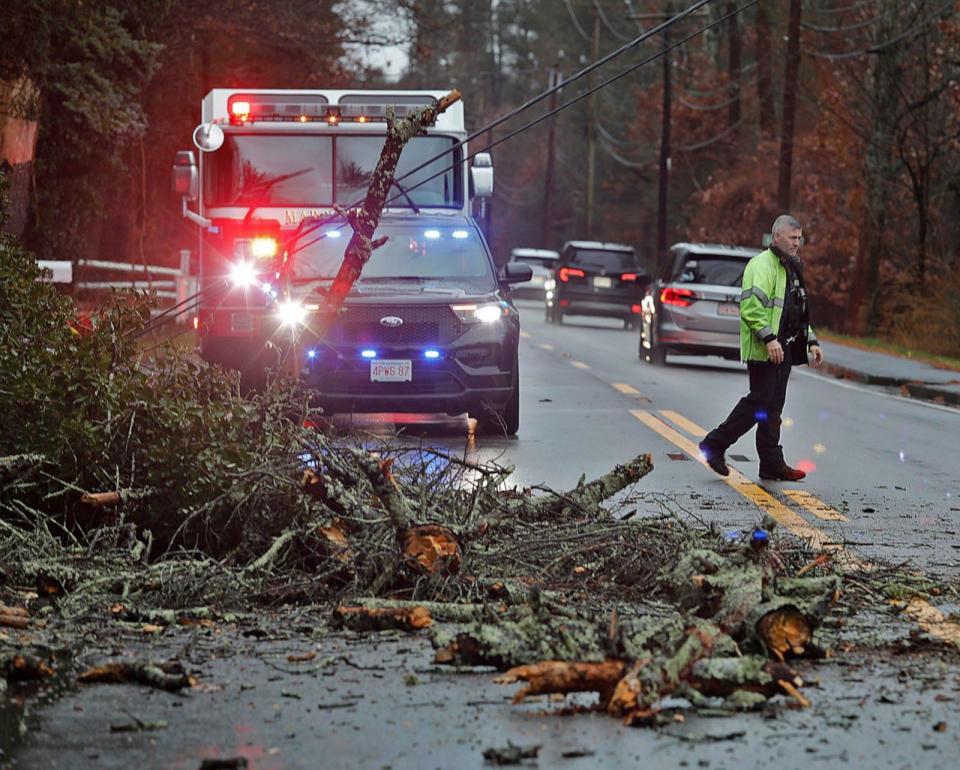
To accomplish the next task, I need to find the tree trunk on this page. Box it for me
[846,3,902,334]
[755,1,776,135]
[727,1,742,136]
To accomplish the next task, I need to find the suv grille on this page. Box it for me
[331,305,464,345]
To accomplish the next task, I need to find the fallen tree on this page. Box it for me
[2,122,958,734]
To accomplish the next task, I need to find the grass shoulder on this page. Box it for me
[818,329,960,372]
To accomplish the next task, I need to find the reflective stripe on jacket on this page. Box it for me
[739,248,817,362]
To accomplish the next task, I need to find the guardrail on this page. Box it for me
[39,251,196,323]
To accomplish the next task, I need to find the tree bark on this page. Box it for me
[727,1,742,136]
[846,2,902,333]
[755,1,776,135]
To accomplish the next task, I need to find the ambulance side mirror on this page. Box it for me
[470,152,493,198]
[173,150,199,202]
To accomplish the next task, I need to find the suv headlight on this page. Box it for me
[451,302,510,323]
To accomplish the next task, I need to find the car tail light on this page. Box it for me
[558,267,585,282]
[660,287,696,307]
[631,304,642,314]
[621,273,638,282]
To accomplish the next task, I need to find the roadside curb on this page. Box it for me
[819,361,960,407]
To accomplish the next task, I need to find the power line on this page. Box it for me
[802,4,903,34]
[675,110,750,151]
[361,2,758,222]
[594,0,634,42]
[290,0,720,250]
[141,1,756,338]
[598,132,650,168]
[564,0,594,42]
[805,0,956,61]
[675,60,757,89]
[808,0,883,15]
[675,88,744,111]
[595,117,635,147]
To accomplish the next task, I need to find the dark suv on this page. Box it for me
[289,216,531,434]
[546,240,648,328]
[639,243,759,365]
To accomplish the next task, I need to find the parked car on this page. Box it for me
[639,242,760,365]
[507,247,559,301]
[546,240,648,328]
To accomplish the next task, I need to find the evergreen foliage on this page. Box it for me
[0,171,314,557]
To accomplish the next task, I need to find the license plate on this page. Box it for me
[593,276,613,289]
[370,360,412,382]
[718,303,740,317]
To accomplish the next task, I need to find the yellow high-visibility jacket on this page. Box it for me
[739,248,817,363]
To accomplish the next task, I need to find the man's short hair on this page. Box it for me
[772,214,802,234]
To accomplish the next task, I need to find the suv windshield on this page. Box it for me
[291,223,495,289]
[568,249,635,271]
[676,257,748,287]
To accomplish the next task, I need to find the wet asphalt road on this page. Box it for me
[345,300,960,577]
[5,300,960,769]
[7,622,960,770]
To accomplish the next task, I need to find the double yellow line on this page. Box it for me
[520,333,960,649]
[628,406,960,648]
[628,408,864,571]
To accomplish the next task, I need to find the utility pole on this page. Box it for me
[657,2,673,257]
[627,5,708,256]
[541,67,560,249]
[585,6,600,237]
[777,0,802,211]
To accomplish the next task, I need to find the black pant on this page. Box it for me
[704,346,792,470]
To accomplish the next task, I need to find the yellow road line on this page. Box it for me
[894,598,960,650]
[612,383,641,395]
[539,343,554,351]
[658,412,848,522]
[519,331,531,339]
[570,361,590,370]
[634,408,959,648]
[782,489,849,521]
[629,409,865,570]
[658,409,707,438]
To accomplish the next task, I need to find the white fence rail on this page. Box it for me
[38,250,196,323]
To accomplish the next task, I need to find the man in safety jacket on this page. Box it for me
[698,214,824,481]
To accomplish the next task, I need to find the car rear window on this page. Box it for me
[567,249,635,271]
[675,257,748,287]
[514,256,555,267]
